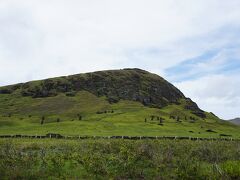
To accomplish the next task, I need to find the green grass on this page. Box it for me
[0,139,239,179]
[0,91,239,138]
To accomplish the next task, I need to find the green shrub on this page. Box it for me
[0,139,239,179]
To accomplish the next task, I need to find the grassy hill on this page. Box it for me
[0,68,239,138]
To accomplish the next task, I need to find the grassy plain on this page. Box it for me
[0,91,239,138]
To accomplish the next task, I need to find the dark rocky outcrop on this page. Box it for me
[184,98,206,118]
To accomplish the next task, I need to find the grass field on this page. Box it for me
[0,138,239,179]
[0,91,239,138]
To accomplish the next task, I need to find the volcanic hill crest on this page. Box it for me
[0,68,205,118]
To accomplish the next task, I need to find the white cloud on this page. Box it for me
[175,74,240,119]
[0,0,240,118]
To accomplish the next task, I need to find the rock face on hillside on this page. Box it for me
[0,68,205,117]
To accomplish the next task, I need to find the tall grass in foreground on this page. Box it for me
[0,139,239,179]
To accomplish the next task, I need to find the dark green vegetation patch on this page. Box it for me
[0,139,239,179]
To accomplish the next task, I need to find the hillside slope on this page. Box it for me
[0,68,239,138]
[0,68,204,115]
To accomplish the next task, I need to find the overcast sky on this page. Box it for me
[0,0,240,119]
